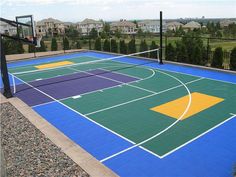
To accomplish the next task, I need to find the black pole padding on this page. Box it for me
[0,35,13,98]
[159,11,163,64]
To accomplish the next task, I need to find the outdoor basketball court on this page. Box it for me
[1,51,236,176]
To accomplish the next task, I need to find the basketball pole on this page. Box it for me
[0,34,13,98]
[159,11,163,64]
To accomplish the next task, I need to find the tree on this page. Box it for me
[139,40,148,57]
[63,37,70,50]
[212,47,223,68]
[36,40,47,52]
[230,47,236,70]
[103,39,110,52]
[103,22,110,36]
[114,29,121,39]
[3,38,24,55]
[149,41,158,59]
[119,40,127,54]
[128,39,136,54]
[110,39,118,53]
[166,43,176,61]
[51,37,58,51]
[89,28,98,39]
[192,45,202,65]
[137,28,144,37]
[76,41,81,49]
[94,37,102,51]
[176,41,188,63]
[65,26,79,38]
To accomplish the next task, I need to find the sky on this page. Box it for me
[0,0,236,22]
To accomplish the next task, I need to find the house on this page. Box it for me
[166,21,183,31]
[0,21,17,36]
[183,21,201,31]
[77,18,103,35]
[220,19,236,28]
[111,19,136,34]
[36,18,65,36]
[138,20,167,33]
[64,22,76,29]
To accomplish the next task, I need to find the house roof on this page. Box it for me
[111,20,136,27]
[37,18,63,25]
[167,21,183,27]
[79,18,102,24]
[183,21,201,28]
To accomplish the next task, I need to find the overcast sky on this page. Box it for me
[1,0,236,22]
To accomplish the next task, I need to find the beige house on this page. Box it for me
[36,18,65,36]
[183,21,201,31]
[111,20,136,34]
[220,19,236,28]
[77,18,103,35]
[166,21,183,31]
[0,21,17,36]
[138,20,167,33]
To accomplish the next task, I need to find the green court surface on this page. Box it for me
[11,56,236,157]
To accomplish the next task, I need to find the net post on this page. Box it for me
[159,11,163,64]
[0,34,13,98]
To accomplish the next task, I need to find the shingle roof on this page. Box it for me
[80,18,102,24]
[37,18,63,24]
[183,21,201,28]
[111,20,136,27]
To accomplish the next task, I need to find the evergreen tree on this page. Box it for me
[119,40,127,54]
[128,39,136,54]
[192,45,202,65]
[176,41,188,63]
[89,28,98,39]
[103,23,110,36]
[166,43,176,61]
[94,37,102,51]
[149,41,158,59]
[51,37,58,51]
[139,40,148,57]
[103,39,110,52]
[3,39,24,55]
[76,41,81,49]
[63,37,70,50]
[212,47,223,68]
[230,47,236,70]
[110,39,118,53]
[114,29,121,39]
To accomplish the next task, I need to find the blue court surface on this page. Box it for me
[1,51,236,177]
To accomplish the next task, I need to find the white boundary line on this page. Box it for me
[68,67,157,94]
[31,66,155,108]
[99,69,193,162]
[85,77,203,116]
[160,113,236,158]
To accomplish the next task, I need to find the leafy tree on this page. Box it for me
[103,39,110,52]
[89,28,98,39]
[212,47,223,68]
[139,40,148,57]
[128,39,136,54]
[3,38,24,55]
[51,37,58,51]
[119,40,127,54]
[63,37,70,50]
[36,40,47,52]
[94,37,102,51]
[149,41,158,59]
[76,41,81,49]
[65,26,79,38]
[166,43,176,61]
[114,29,121,39]
[230,47,236,70]
[103,22,110,35]
[110,39,118,53]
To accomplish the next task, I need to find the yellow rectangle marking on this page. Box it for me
[35,61,74,69]
[150,92,224,120]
